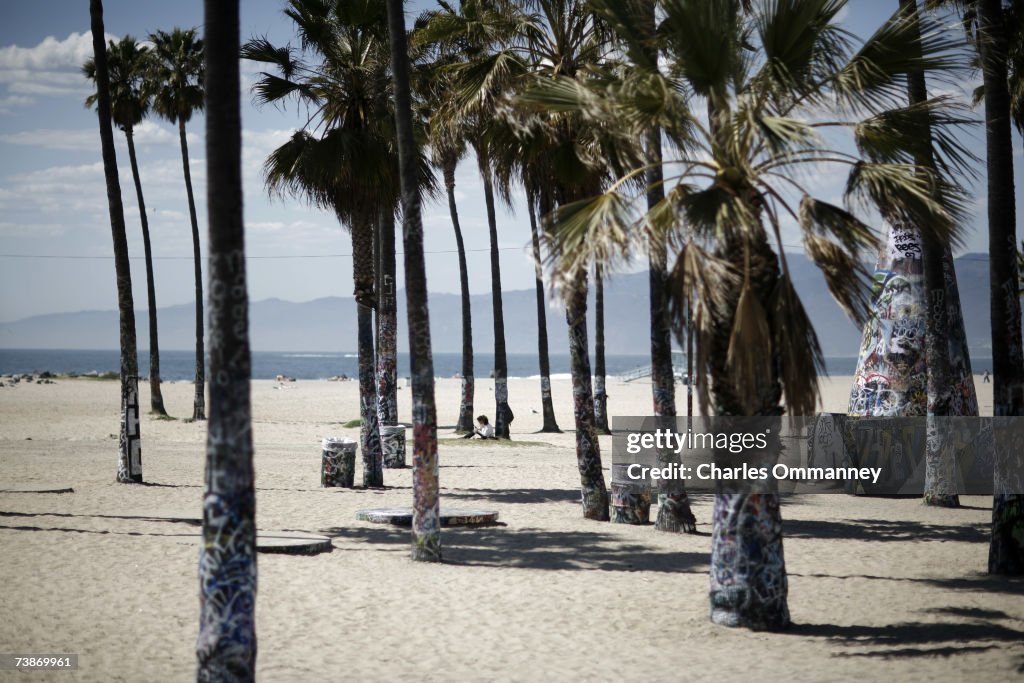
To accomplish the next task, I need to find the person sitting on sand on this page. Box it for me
[463,415,496,439]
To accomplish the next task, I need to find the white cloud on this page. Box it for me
[0,128,96,151]
[0,32,117,103]
[0,32,113,71]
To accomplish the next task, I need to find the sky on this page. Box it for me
[0,0,1019,323]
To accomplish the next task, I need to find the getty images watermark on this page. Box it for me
[611,416,1024,495]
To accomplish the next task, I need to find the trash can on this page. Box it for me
[610,463,651,524]
[380,425,407,469]
[322,437,357,487]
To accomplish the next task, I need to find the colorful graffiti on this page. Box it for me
[849,223,978,418]
[376,302,398,426]
[709,493,790,629]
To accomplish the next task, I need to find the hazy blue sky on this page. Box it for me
[0,0,1017,323]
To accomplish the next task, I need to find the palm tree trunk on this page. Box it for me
[352,219,383,488]
[376,209,398,426]
[708,234,789,631]
[565,270,609,520]
[477,146,512,438]
[647,127,695,532]
[90,0,142,484]
[593,263,610,435]
[900,0,959,507]
[179,118,206,421]
[444,160,475,434]
[528,198,559,432]
[124,127,166,416]
[979,0,1024,575]
[196,2,257,675]
[386,0,441,561]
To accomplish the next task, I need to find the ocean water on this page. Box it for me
[0,348,874,380]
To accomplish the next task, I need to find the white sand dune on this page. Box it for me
[1,374,1022,681]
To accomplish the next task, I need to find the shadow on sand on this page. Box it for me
[791,618,1024,660]
[783,518,988,544]
[321,524,707,573]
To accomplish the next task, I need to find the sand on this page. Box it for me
[1,373,1022,681]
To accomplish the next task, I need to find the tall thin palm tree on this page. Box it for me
[196,0,257,678]
[977,0,1024,574]
[416,45,476,434]
[414,0,531,440]
[386,0,442,562]
[593,262,611,434]
[89,0,142,484]
[443,151,477,435]
[898,0,961,507]
[528,196,560,432]
[84,37,166,417]
[529,0,974,627]
[377,208,399,427]
[149,27,206,421]
[243,0,434,487]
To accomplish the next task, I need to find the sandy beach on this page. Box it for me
[1,374,1022,681]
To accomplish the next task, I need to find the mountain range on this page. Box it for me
[0,252,997,359]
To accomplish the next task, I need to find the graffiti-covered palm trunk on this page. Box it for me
[376,209,398,426]
[90,0,141,484]
[708,236,789,631]
[593,264,610,435]
[899,0,960,508]
[978,0,1024,574]
[125,127,166,416]
[387,0,441,561]
[646,127,695,533]
[444,161,475,434]
[196,3,257,675]
[179,118,206,421]
[565,271,609,520]
[478,148,512,438]
[850,224,929,417]
[352,220,383,488]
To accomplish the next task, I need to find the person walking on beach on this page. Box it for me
[463,415,496,439]
[983,370,991,383]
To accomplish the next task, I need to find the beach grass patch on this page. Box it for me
[343,418,362,428]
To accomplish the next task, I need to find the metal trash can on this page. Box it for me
[380,425,407,469]
[322,437,357,487]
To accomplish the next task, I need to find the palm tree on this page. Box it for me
[414,0,531,440]
[196,0,257,677]
[377,208,399,427]
[528,0,973,627]
[416,46,476,434]
[976,0,1024,574]
[896,0,963,508]
[593,263,611,434]
[149,27,206,421]
[243,0,432,487]
[527,196,560,432]
[507,0,617,519]
[386,0,442,562]
[88,0,142,484]
[84,37,167,417]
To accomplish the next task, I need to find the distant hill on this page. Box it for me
[0,253,998,359]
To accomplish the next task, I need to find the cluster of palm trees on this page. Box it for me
[83,26,208,424]
[87,0,1024,672]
